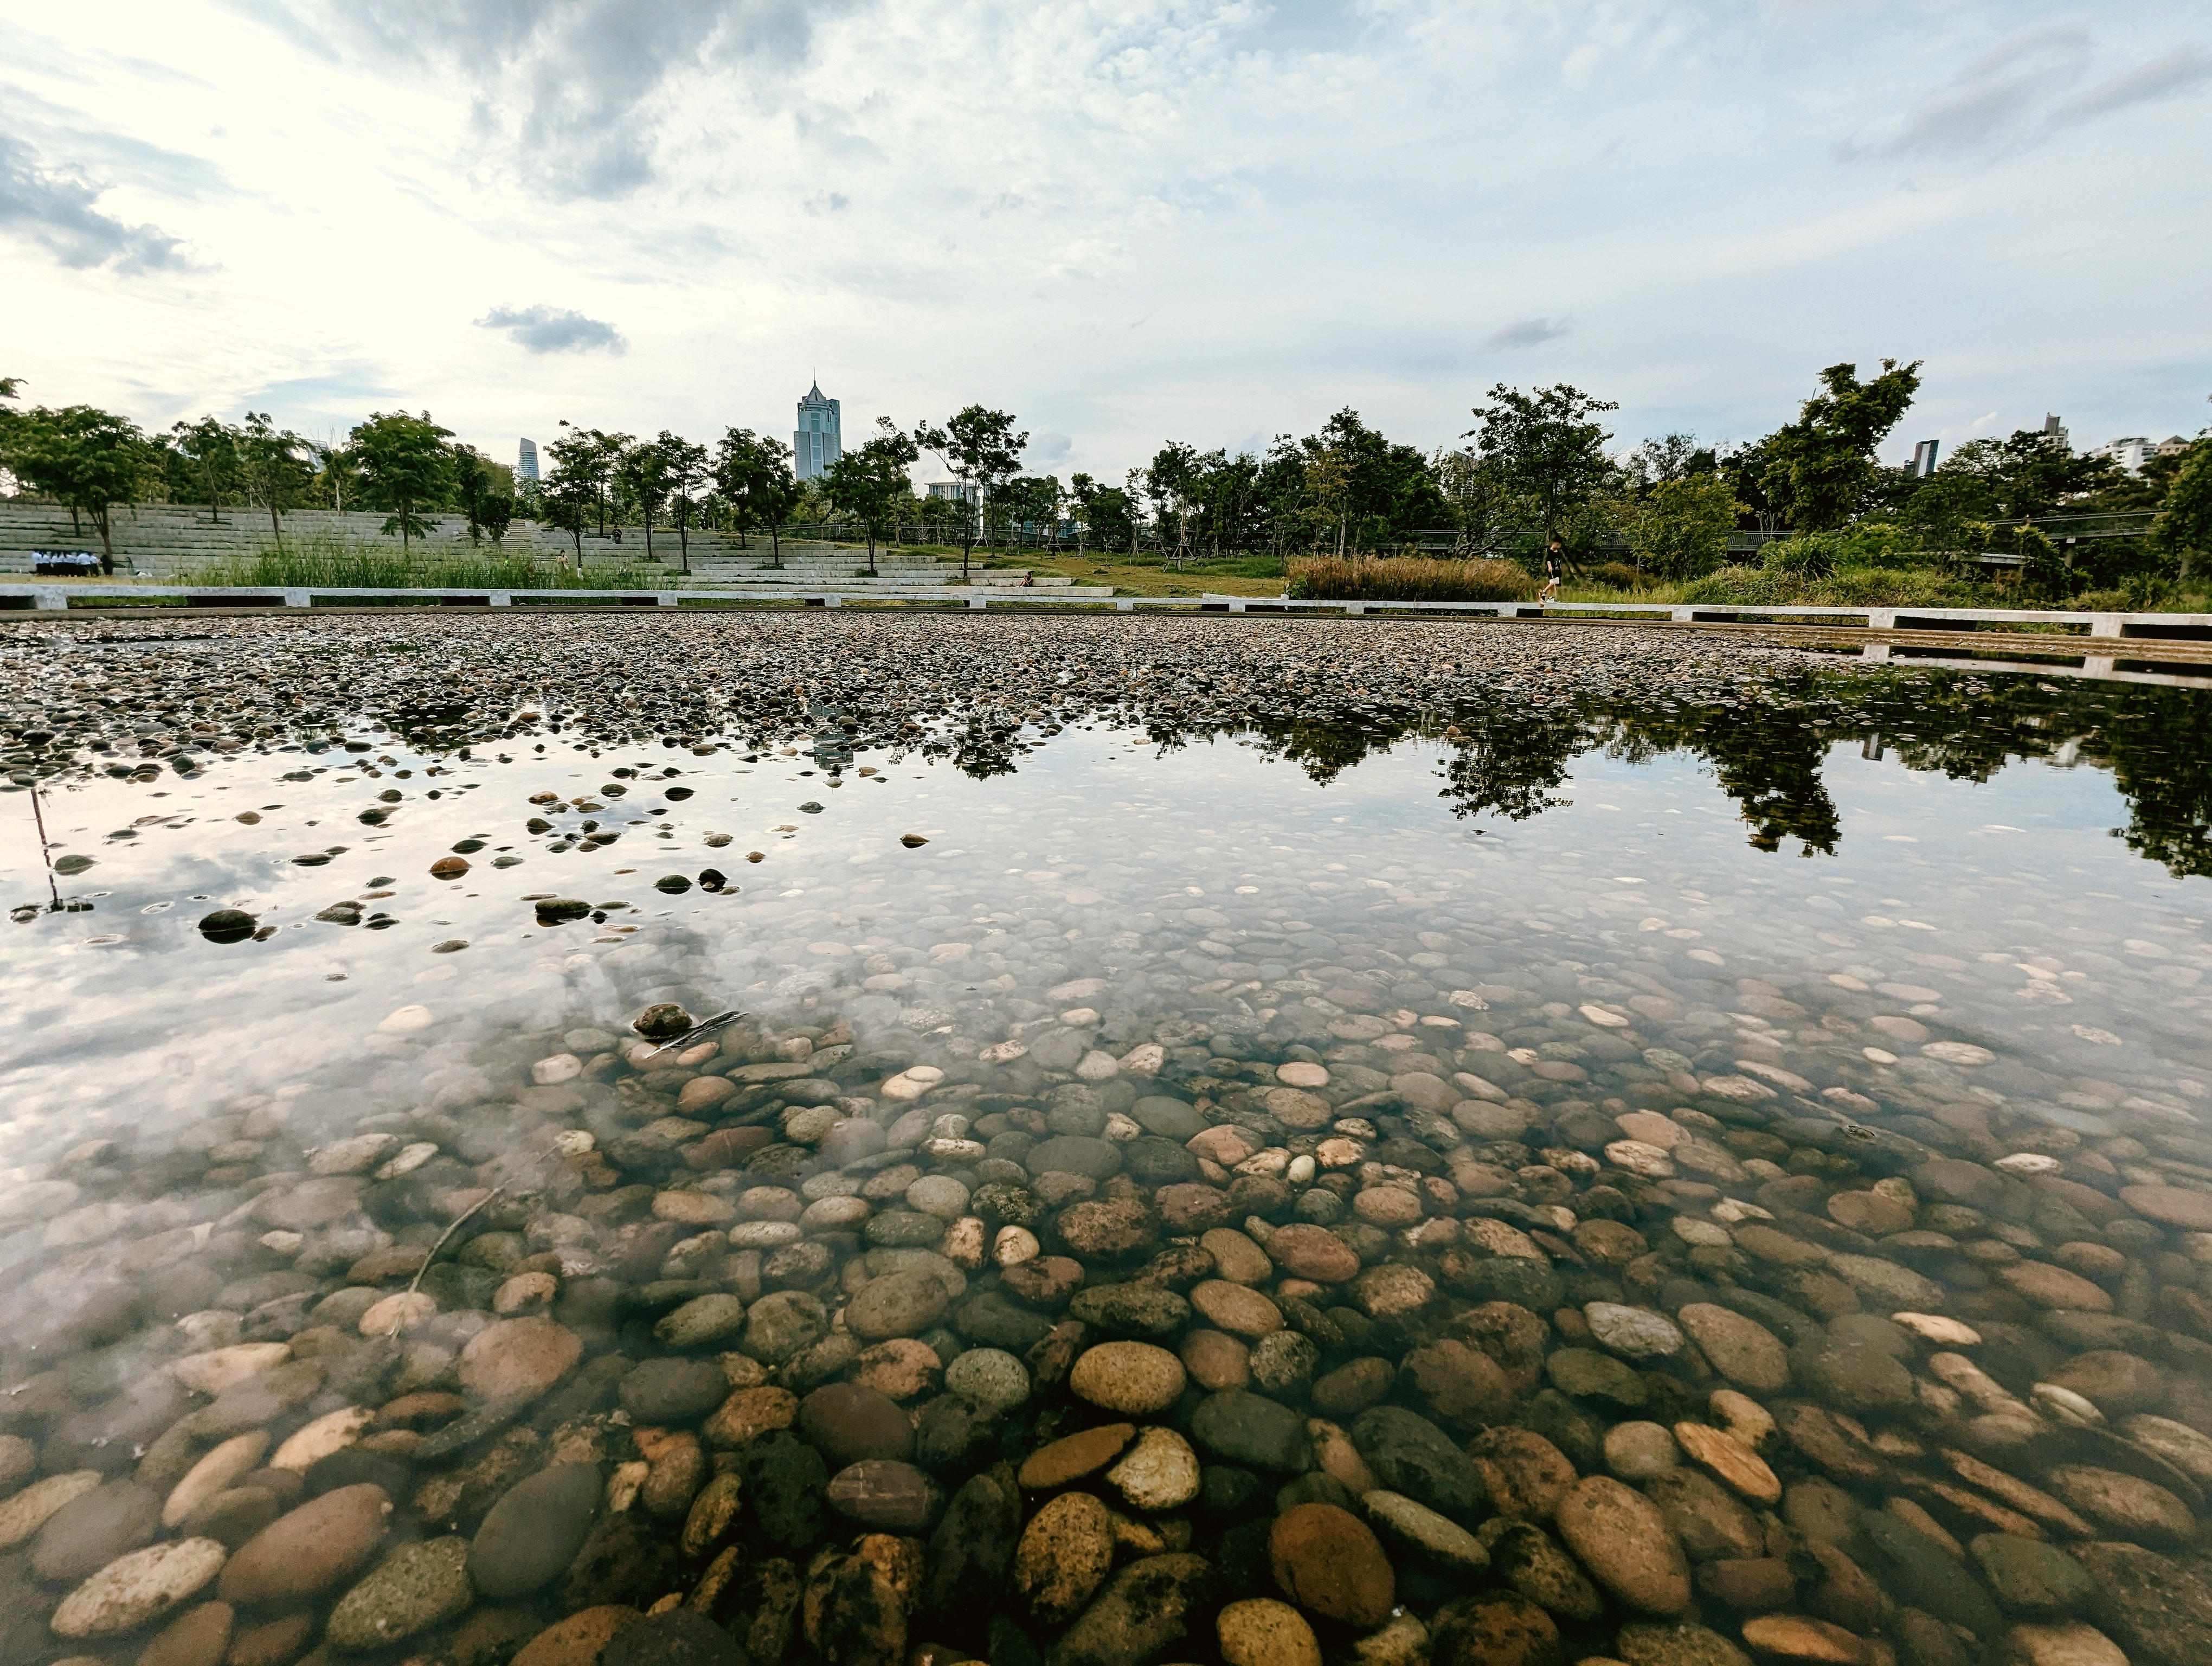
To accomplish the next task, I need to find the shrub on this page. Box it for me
[1288,555,1534,603]
[1585,561,1650,591]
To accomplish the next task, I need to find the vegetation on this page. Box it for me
[1288,555,1532,603]
[3,364,2205,611]
[192,533,665,590]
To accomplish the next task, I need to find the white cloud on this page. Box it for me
[1483,317,1573,351]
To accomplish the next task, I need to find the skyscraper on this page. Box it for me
[794,382,841,480]
[517,438,539,484]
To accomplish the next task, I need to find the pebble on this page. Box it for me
[457,1316,582,1400]
[1219,1597,1323,1666]
[1070,1341,1186,1415]
[1106,1426,1201,1511]
[324,1536,473,1650]
[48,1538,229,1638]
[1013,1490,1117,1625]
[218,1483,392,1604]
[1555,1477,1692,1613]
[1270,1501,1396,1627]
[467,1465,602,1598]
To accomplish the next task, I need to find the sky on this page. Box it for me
[2,0,2207,484]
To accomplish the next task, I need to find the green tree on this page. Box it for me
[821,421,921,574]
[1764,360,1921,530]
[1070,472,1135,556]
[658,433,710,569]
[1465,383,1619,548]
[169,415,242,522]
[351,411,453,552]
[539,426,601,570]
[5,406,157,565]
[616,435,673,563]
[712,428,802,561]
[915,406,1027,580]
[1618,475,1745,579]
[450,445,516,546]
[2155,439,2212,584]
[1434,448,1521,558]
[234,412,314,541]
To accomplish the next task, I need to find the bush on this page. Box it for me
[192,533,666,591]
[1288,555,1534,603]
[1585,562,1651,592]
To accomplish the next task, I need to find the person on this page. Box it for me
[1539,539,1564,603]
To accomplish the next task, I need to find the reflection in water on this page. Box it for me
[3,622,2211,1665]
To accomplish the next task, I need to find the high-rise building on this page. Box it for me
[2042,413,2070,451]
[794,382,841,480]
[517,438,539,483]
[1910,439,1940,477]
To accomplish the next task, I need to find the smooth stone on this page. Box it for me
[1193,1391,1314,1472]
[1269,1501,1394,1627]
[1674,1423,1780,1506]
[1014,1490,1117,1625]
[469,1465,601,1598]
[799,1383,914,1467]
[1069,1281,1192,1339]
[1467,1428,1577,1522]
[220,1482,392,1604]
[1484,1519,1602,1623]
[0,1470,101,1546]
[1997,1622,2129,1666]
[655,1293,747,1349]
[1738,1614,1870,1664]
[1363,1489,1490,1573]
[163,1433,272,1529]
[2044,1465,2195,1546]
[1350,1406,1483,1516]
[846,1267,954,1341]
[2072,1541,2212,1666]
[1677,1304,1790,1393]
[137,1599,234,1666]
[946,1347,1031,1418]
[825,1459,943,1533]
[1070,1342,1186,1415]
[2119,1185,2212,1230]
[458,1316,582,1400]
[1554,1477,1692,1614]
[1606,1422,1682,1482]
[1971,1533,2097,1615]
[620,1358,728,1424]
[1267,1224,1361,1283]
[1202,1228,1274,1285]
[49,1539,229,1639]
[325,1536,473,1650]
[512,1606,646,1666]
[1218,1597,1322,1666]
[1107,1426,1201,1511]
[1046,1552,1215,1666]
[1614,1621,1753,1666]
[1587,1302,1683,1360]
[1192,1280,1284,1338]
[1546,1347,1648,1408]
[33,1480,161,1582]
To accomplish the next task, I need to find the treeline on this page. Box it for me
[3,364,2205,589]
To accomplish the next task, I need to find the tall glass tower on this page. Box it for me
[517,438,539,484]
[794,382,840,480]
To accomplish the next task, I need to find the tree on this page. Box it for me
[540,426,601,571]
[351,411,453,552]
[2155,439,2212,584]
[311,440,362,511]
[712,429,802,561]
[1938,428,2118,521]
[169,415,241,522]
[235,412,314,541]
[5,406,156,565]
[1617,475,1745,579]
[616,435,673,563]
[1070,473,1135,556]
[1433,449,1520,558]
[1624,432,1719,486]
[1301,445,1352,558]
[1763,360,1921,530]
[915,406,1027,580]
[1146,441,1203,567]
[658,432,710,569]
[1465,383,1619,547]
[821,420,921,574]
[450,445,516,546]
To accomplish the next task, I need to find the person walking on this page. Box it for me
[1539,539,1564,603]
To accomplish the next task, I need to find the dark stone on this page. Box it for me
[561,1510,680,1611]
[922,1465,1021,1621]
[1350,1406,1485,1518]
[1191,1390,1313,1472]
[2075,1541,2212,1666]
[1026,1136,1122,1181]
[601,1607,743,1666]
[1046,1553,1215,1666]
[736,1430,828,1549]
[825,1459,943,1533]
[620,1357,729,1425]
[1067,1282,1190,1340]
[470,1464,601,1599]
[1121,1137,1201,1186]
[799,1383,915,1468]
[956,1293,1055,1354]
[1858,1511,2002,1639]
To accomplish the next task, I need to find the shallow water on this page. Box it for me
[3,625,2212,1665]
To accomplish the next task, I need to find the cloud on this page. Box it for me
[2048,44,2212,132]
[0,132,189,272]
[265,0,851,200]
[1028,431,1072,464]
[1483,316,1572,351]
[1855,31,2209,161]
[475,304,626,355]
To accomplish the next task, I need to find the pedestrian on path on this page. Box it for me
[1539,539,1564,603]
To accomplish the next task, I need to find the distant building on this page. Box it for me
[1911,439,1940,477]
[2091,435,2193,475]
[517,438,539,484]
[926,482,979,503]
[2042,413,2070,451]
[794,382,841,480]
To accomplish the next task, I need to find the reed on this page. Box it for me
[1288,555,1536,603]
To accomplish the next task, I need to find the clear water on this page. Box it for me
[3,649,2212,1664]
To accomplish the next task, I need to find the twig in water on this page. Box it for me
[27,777,61,913]
[645,1009,747,1059]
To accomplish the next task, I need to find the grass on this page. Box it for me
[185,532,668,591]
[1289,555,1535,603]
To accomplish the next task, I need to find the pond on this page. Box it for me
[1,613,2209,1666]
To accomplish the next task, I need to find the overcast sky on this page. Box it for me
[3,1,2206,483]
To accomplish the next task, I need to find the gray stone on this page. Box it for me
[620,1358,729,1424]
[468,1464,601,1599]
[1970,1532,2095,1616]
[32,1481,160,1584]
[1131,1097,1207,1140]
[1068,1282,1190,1339]
[326,1537,474,1650]
[1545,1347,1648,1408]
[1026,1136,1122,1181]
[1349,1406,1483,1517]
[1191,1391,1313,1472]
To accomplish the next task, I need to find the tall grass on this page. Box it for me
[188,531,667,591]
[1288,555,1535,603]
